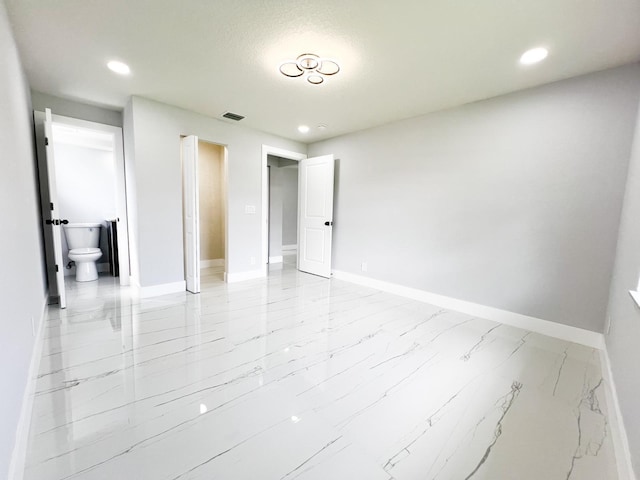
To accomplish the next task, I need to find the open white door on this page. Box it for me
[182,135,201,293]
[43,108,67,308]
[298,154,335,278]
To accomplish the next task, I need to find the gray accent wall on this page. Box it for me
[267,156,299,258]
[281,166,298,246]
[124,96,305,287]
[0,0,47,475]
[309,64,640,333]
[268,157,283,258]
[605,98,640,475]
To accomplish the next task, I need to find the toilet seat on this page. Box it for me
[69,247,101,256]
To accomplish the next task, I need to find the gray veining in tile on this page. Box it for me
[24,262,618,479]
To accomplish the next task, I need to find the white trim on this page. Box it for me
[225,268,266,283]
[269,256,283,263]
[9,294,49,480]
[599,346,638,480]
[628,290,640,309]
[282,244,297,252]
[137,281,186,298]
[332,270,604,349]
[261,145,307,269]
[200,258,224,268]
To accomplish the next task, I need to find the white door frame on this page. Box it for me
[182,137,229,287]
[51,114,132,286]
[261,145,307,268]
[43,109,67,308]
[182,135,200,294]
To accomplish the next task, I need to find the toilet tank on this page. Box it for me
[63,223,102,250]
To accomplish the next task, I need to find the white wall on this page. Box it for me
[605,96,640,475]
[0,0,47,476]
[309,64,640,333]
[124,96,306,287]
[53,143,117,269]
[31,90,122,127]
[122,100,140,285]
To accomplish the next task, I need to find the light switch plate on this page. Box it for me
[245,205,256,214]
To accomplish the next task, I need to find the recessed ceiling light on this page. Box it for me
[298,125,310,133]
[519,47,548,65]
[107,60,131,75]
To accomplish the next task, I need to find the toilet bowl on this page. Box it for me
[63,223,103,282]
[68,247,103,282]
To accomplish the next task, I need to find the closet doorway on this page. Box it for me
[181,136,227,293]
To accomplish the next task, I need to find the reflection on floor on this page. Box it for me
[25,265,619,479]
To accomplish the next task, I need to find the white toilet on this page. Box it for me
[63,223,103,282]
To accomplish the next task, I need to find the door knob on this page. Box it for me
[324,221,333,226]
[46,219,68,225]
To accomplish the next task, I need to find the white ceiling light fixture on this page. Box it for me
[519,47,549,65]
[107,60,131,75]
[280,53,340,85]
[298,125,310,133]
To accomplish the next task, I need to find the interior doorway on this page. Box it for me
[261,146,336,279]
[181,136,227,293]
[34,111,131,308]
[261,146,306,271]
[267,155,299,266]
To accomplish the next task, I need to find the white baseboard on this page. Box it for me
[282,244,297,252]
[332,270,604,349]
[225,268,266,283]
[9,294,49,480]
[269,256,283,264]
[599,347,638,480]
[137,281,186,298]
[200,258,224,268]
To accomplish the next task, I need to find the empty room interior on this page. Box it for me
[3,1,640,479]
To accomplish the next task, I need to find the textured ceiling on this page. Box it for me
[6,0,640,143]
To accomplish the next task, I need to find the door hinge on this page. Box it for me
[45,137,49,146]
[55,264,59,272]
[50,202,54,211]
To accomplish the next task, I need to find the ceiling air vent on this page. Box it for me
[222,111,245,121]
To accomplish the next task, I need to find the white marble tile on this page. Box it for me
[23,266,618,479]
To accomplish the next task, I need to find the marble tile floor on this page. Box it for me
[24,265,619,479]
